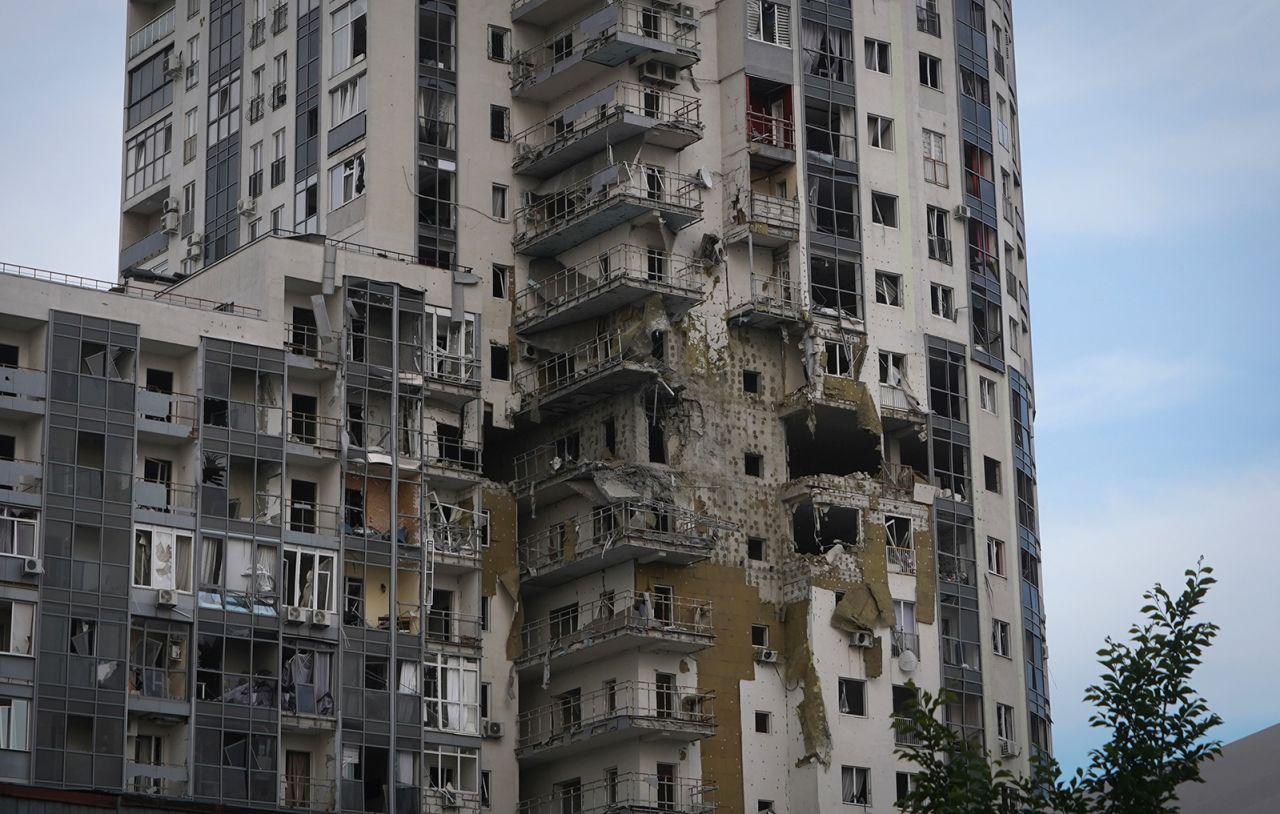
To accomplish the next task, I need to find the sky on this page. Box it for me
[2,0,1279,778]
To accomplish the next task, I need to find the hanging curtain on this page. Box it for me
[460,665,478,735]
[315,652,334,715]
[201,538,222,586]
[800,21,823,75]
[838,105,857,161]
[286,751,310,805]
[152,531,176,590]
[841,767,857,803]
[9,602,34,655]
[175,535,192,592]
[443,658,462,731]
[398,661,420,694]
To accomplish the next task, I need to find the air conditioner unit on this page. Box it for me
[999,739,1022,758]
[753,647,777,664]
[639,60,678,89]
[520,343,538,360]
[310,609,331,627]
[164,52,185,78]
[238,198,257,216]
[162,196,181,214]
[953,204,973,220]
[185,233,203,261]
[156,588,178,607]
[677,3,698,20]
[848,631,874,648]
[285,605,306,624]
[22,557,44,576]
[162,211,181,235]
[482,719,505,739]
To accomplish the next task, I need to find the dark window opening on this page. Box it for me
[792,504,859,555]
[747,536,765,561]
[743,370,761,393]
[744,452,763,477]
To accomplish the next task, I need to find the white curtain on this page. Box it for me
[839,105,857,160]
[841,767,857,803]
[444,660,462,731]
[152,531,176,590]
[800,21,823,74]
[460,663,479,735]
[201,537,223,586]
[398,661,420,694]
[8,602,34,655]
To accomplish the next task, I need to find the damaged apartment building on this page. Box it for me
[0,0,1044,813]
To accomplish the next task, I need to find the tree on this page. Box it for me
[894,561,1222,814]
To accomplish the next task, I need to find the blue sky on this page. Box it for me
[2,0,1278,777]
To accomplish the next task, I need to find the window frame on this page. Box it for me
[918,52,942,90]
[930,283,955,319]
[866,113,894,151]
[993,619,1011,658]
[837,677,867,717]
[132,525,194,593]
[863,38,891,74]
[330,0,368,76]
[987,536,1006,576]
[874,270,902,307]
[328,152,366,210]
[870,191,899,228]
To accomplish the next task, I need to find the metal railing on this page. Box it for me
[512,3,699,89]
[514,162,703,247]
[128,5,176,59]
[280,776,336,811]
[286,499,342,537]
[513,82,702,164]
[515,244,703,325]
[0,261,261,317]
[928,234,952,263]
[271,3,289,35]
[135,479,197,515]
[894,715,923,746]
[284,323,336,361]
[747,110,795,150]
[128,767,187,798]
[739,192,799,232]
[511,437,581,493]
[138,388,198,427]
[286,412,342,451]
[518,772,715,814]
[130,665,188,700]
[891,629,920,658]
[249,17,267,48]
[518,500,717,575]
[248,94,265,123]
[424,434,483,475]
[396,348,481,387]
[917,5,942,36]
[0,365,45,400]
[271,81,288,110]
[518,680,714,750]
[203,398,283,435]
[745,271,802,312]
[424,608,483,646]
[520,589,713,661]
[515,331,639,403]
[183,134,197,163]
[887,545,917,575]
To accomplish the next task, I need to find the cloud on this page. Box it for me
[1042,467,1280,772]
[1035,349,1215,429]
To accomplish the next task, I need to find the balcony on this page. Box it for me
[880,461,919,494]
[519,500,718,588]
[519,773,715,814]
[135,479,197,519]
[423,608,483,649]
[517,589,713,674]
[917,4,942,37]
[203,398,283,437]
[515,244,704,334]
[726,271,807,330]
[281,777,336,812]
[127,763,187,798]
[511,3,700,102]
[725,192,799,247]
[127,5,175,60]
[0,459,42,505]
[514,331,659,419]
[137,390,198,443]
[891,629,920,658]
[285,499,342,541]
[272,3,289,35]
[249,17,267,48]
[511,438,593,502]
[879,384,925,422]
[746,75,796,169]
[514,82,703,178]
[423,433,483,491]
[511,0,594,27]
[517,681,714,765]
[248,94,265,123]
[119,228,171,273]
[395,347,480,407]
[285,413,342,461]
[514,162,703,258]
[0,366,46,418]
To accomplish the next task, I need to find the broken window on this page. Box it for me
[930,283,955,319]
[870,192,898,227]
[867,113,894,150]
[331,0,367,73]
[743,369,761,393]
[328,153,366,210]
[809,169,859,237]
[487,25,510,61]
[960,67,990,105]
[937,518,976,585]
[885,515,914,573]
[919,52,941,90]
[984,457,1002,493]
[489,105,510,141]
[491,264,510,299]
[996,703,1016,743]
[923,129,948,187]
[992,619,1011,657]
[878,351,906,386]
[927,344,967,422]
[744,452,763,477]
[979,377,998,414]
[926,205,951,263]
[747,536,765,561]
[987,536,1006,576]
[754,711,771,733]
[281,546,337,612]
[133,526,193,591]
[805,100,857,161]
[874,271,902,306]
[490,344,510,381]
[750,624,769,649]
[792,504,859,555]
[810,255,863,320]
[825,341,853,377]
[932,436,971,503]
[0,599,35,655]
[70,619,97,656]
[423,653,481,734]
[1016,470,1037,530]
[838,678,866,716]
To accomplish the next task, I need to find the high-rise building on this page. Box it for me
[0,0,1044,812]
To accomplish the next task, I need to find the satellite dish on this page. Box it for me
[899,650,918,673]
[696,167,714,189]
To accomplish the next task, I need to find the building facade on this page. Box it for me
[0,0,1044,812]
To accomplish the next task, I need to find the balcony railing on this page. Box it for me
[127,765,187,798]
[730,192,799,243]
[248,95,265,123]
[515,331,652,407]
[514,244,704,332]
[135,479,197,515]
[891,629,920,658]
[130,664,188,701]
[511,3,700,97]
[747,110,795,151]
[286,499,342,537]
[728,271,805,328]
[888,545,917,575]
[1,261,260,316]
[518,772,715,814]
[249,18,267,48]
[286,412,342,452]
[424,608,483,646]
[520,589,713,665]
[128,5,176,59]
[894,715,923,746]
[0,365,46,402]
[880,461,918,492]
[138,388,198,429]
[513,162,703,256]
[203,398,283,435]
[427,522,483,561]
[271,82,288,110]
[518,500,718,577]
[511,438,583,495]
[518,680,714,753]
[424,433,483,476]
[513,82,703,177]
[917,5,942,36]
[395,347,480,388]
[271,3,289,35]
[281,776,336,811]
[284,323,336,362]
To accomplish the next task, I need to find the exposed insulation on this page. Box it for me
[913,509,937,626]
[478,487,523,660]
[783,598,832,768]
[864,635,884,679]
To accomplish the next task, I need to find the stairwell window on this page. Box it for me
[748,0,792,48]
[331,0,367,75]
[329,153,366,209]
